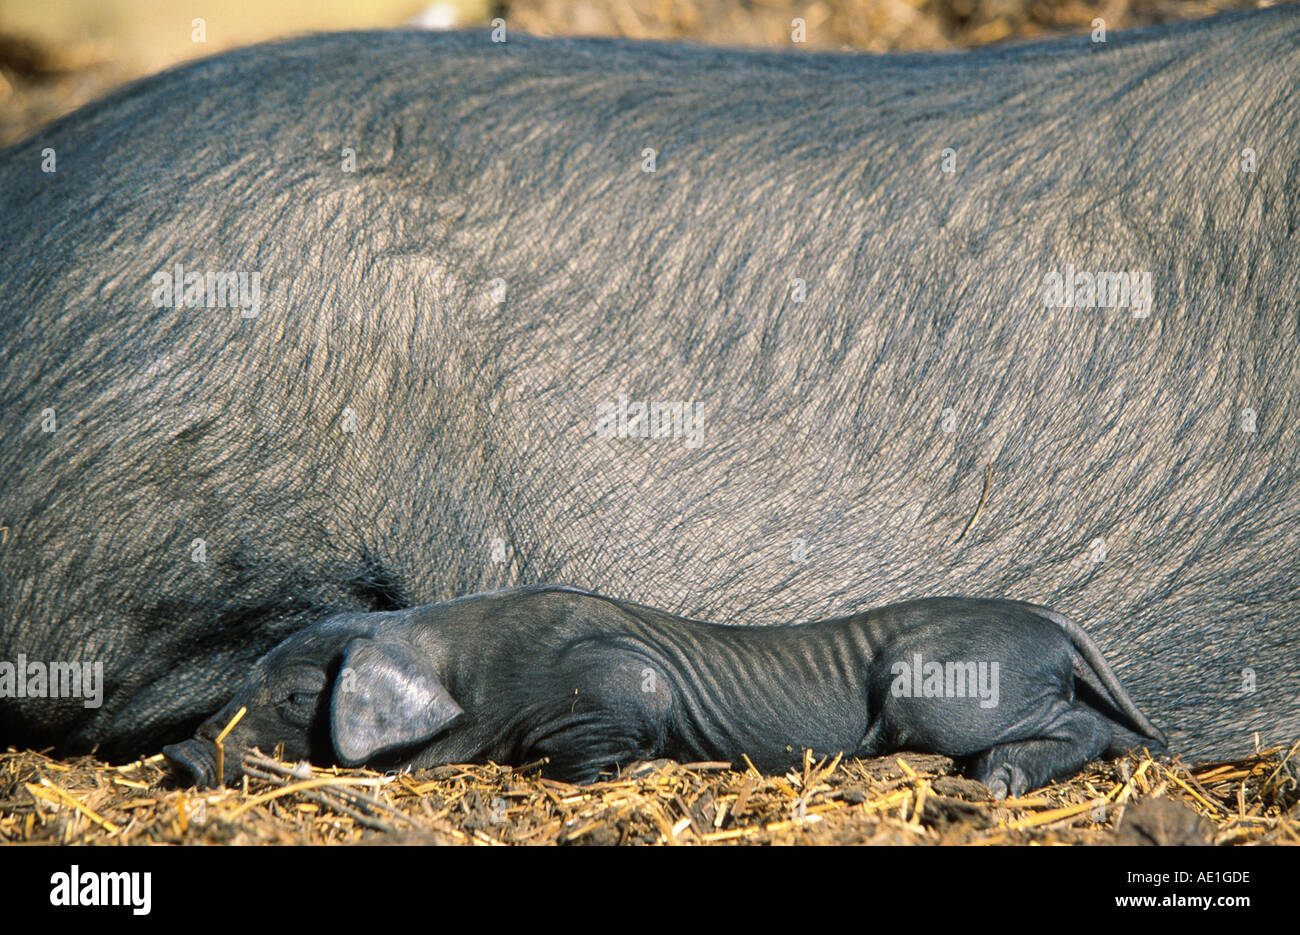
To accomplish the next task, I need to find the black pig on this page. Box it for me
[0,8,1296,765]
[163,586,1166,797]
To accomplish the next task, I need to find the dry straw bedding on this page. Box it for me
[2,742,1296,846]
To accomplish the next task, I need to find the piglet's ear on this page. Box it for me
[331,637,465,765]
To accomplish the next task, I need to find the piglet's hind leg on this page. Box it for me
[970,703,1111,799]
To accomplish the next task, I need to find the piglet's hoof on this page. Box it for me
[974,763,1029,800]
[620,758,678,779]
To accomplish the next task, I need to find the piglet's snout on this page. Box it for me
[162,738,221,789]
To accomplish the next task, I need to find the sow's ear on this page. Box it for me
[331,637,465,765]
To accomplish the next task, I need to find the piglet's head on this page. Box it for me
[163,620,465,788]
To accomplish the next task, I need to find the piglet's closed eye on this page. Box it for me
[330,637,466,765]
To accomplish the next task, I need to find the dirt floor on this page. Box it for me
[503,0,1278,51]
[3,742,1296,845]
[0,1,1291,145]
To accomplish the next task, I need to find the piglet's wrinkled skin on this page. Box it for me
[165,586,1164,799]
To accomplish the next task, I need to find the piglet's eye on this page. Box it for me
[272,668,326,708]
[277,690,321,728]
